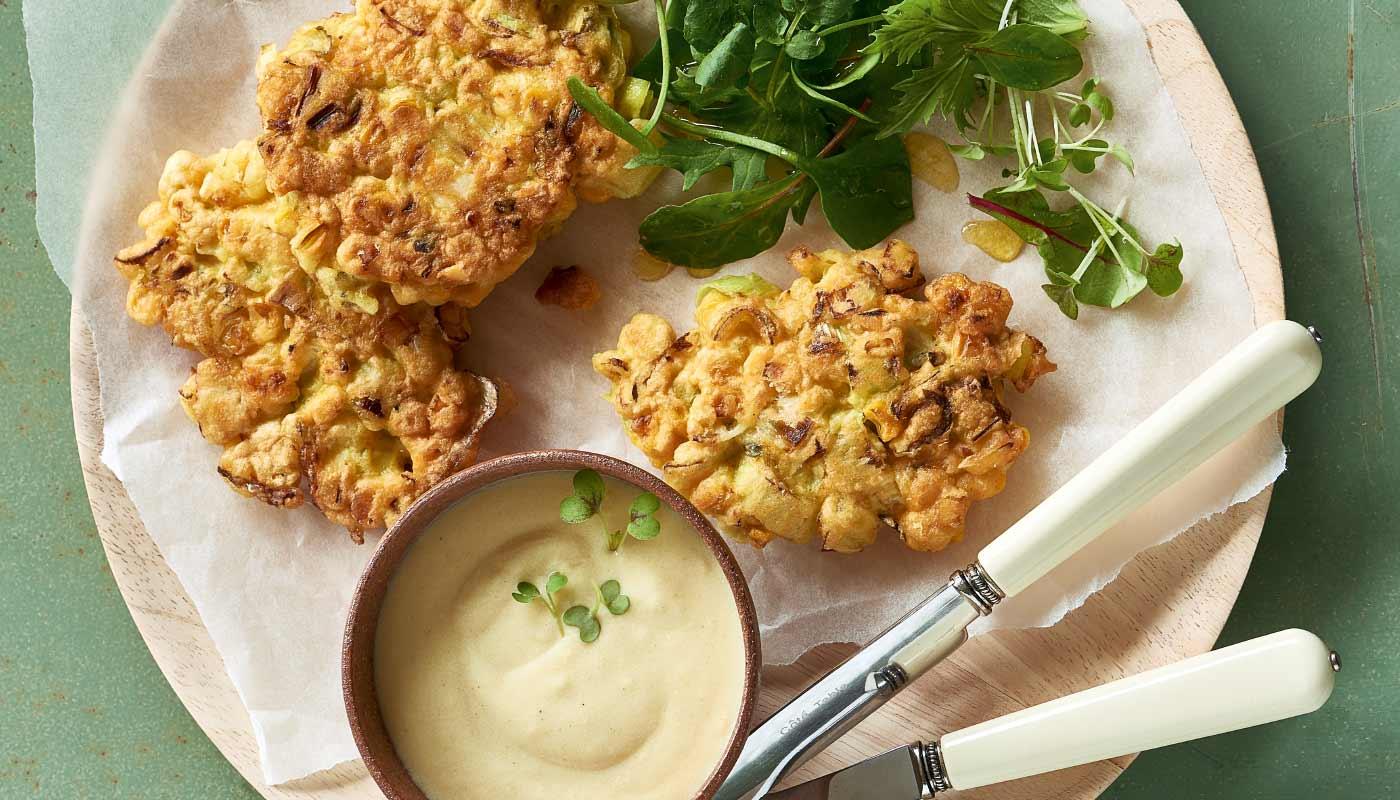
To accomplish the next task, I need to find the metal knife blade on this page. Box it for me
[763,745,927,800]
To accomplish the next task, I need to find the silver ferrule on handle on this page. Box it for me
[918,741,953,796]
[718,565,1004,800]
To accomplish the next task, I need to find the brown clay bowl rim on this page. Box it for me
[343,449,762,800]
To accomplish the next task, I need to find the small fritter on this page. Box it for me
[115,141,501,539]
[593,241,1055,554]
[255,0,638,308]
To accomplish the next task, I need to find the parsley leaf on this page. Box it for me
[877,52,981,134]
[872,0,1001,64]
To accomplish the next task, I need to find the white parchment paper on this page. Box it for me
[30,0,1283,785]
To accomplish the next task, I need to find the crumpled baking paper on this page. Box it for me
[26,0,1283,785]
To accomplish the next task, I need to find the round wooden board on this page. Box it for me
[70,0,1284,797]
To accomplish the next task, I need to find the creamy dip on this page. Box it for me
[375,471,748,800]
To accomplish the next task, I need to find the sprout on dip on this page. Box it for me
[374,471,748,799]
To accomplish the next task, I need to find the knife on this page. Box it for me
[717,320,1324,800]
[764,629,1339,799]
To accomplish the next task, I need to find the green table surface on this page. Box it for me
[1,1,1395,797]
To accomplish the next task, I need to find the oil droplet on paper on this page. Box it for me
[961,220,1025,262]
[686,267,721,279]
[632,249,675,282]
[904,133,959,193]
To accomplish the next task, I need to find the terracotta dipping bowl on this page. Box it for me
[343,449,762,800]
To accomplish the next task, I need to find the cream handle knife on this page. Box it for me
[978,319,1324,598]
[940,629,1336,789]
[766,629,1339,799]
[718,321,1324,800]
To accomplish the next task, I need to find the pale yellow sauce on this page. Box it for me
[961,219,1026,262]
[904,132,960,193]
[375,472,747,800]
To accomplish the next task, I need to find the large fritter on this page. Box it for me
[593,241,1055,554]
[115,141,500,539]
[255,0,636,308]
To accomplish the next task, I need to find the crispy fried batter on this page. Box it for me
[255,0,638,308]
[115,141,501,539]
[592,241,1055,554]
[535,265,601,310]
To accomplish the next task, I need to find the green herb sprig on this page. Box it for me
[513,573,632,643]
[562,580,632,644]
[560,469,662,551]
[570,0,1183,319]
[867,0,1182,317]
[512,571,569,637]
[568,0,916,271]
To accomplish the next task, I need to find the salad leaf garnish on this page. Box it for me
[573,0,1183,318]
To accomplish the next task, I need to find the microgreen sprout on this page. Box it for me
[561,605,601,643]
[561,579,632,644]
[559,469,662,552]
[512,571,569,637]
[626,493,661,543]
[599,579,631,616]
[560,469,606,522]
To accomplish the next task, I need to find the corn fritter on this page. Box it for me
[114,141,501,539]
[255,0,639,308]
[593,241,1055,554]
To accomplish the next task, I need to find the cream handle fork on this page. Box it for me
[938,629,1338,789]
[977,319,1323,598]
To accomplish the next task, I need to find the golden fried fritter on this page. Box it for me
[593,241,1055,554]
[115,141,501,539]
[255,0,639,308]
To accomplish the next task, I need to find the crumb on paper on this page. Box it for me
[535,266,602,310]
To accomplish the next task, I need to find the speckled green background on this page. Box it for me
[1,1,1395,798]
[0,4,257,794]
